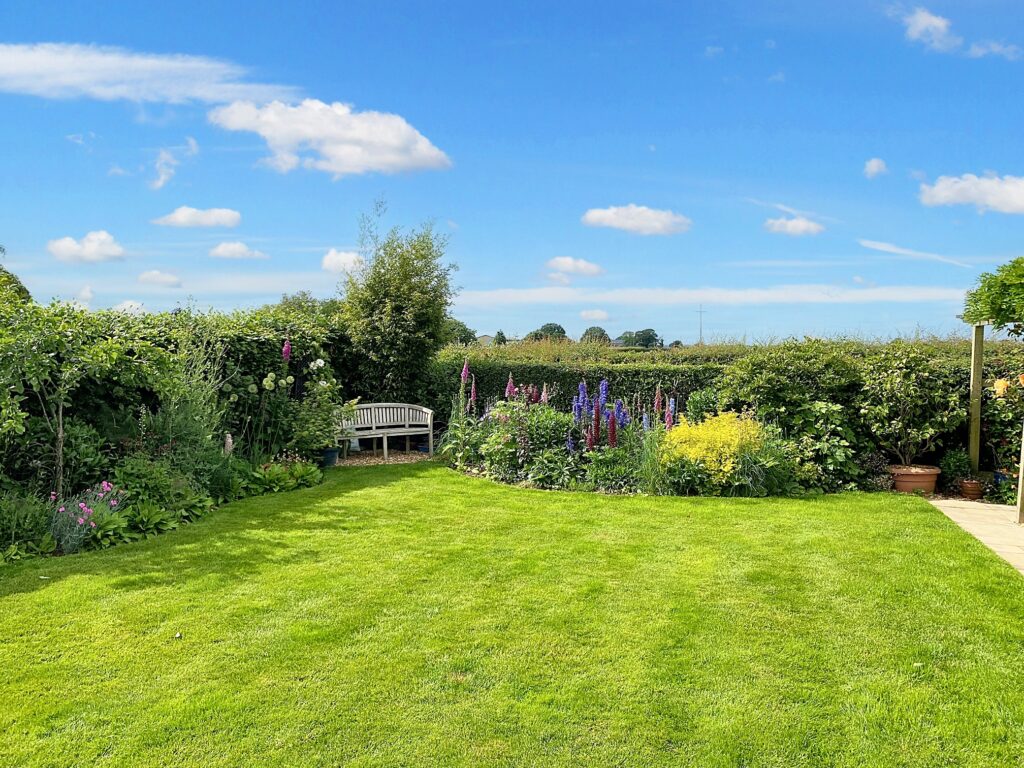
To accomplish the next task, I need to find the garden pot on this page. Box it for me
[321,447,340,468]
[959,478,983,500]
[889,465,940,494]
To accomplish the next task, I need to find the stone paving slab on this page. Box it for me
[930,498,1024,574]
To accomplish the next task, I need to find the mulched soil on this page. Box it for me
[337,450,434,467]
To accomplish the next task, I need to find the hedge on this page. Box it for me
[428,347,725,416]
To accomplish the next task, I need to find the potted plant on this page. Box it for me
[939,448,982,499]
[859,343,966,494]
[290,376,358,468]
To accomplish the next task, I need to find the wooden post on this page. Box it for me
[1017,420,1024,524]
[969,323,985,473]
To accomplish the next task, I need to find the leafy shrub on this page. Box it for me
[584,446,640,492]
[859,342,966,466]
[114,455,189,511]
[940,448,974,489]
[526,448,582,489]
[87,508,135,549]
[128,502,180,538]
[660,413,796,497]
[662,413,765,486]
[0,490,51,560]
[685,387,718,424]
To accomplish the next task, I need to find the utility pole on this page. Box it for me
[695,304,706,345]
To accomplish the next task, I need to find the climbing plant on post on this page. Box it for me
[963,257,1024,521]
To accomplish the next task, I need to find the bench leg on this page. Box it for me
[428,431,434,456]
[405,436,410,453]
[383,436,389,462]
[372,437,378,457]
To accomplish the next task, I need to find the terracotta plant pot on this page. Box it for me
[889,465,940,494]
[959,478,983,500]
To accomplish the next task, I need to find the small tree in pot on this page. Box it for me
[859,342,966,494]
[290,367,358,467]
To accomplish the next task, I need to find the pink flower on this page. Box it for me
[282,339,292,362]
[101,481,112,492]
[58,506,65,513]
[77,517,85,525]
[505,373,516,399]
[110,499,118,507]
[79,502,87,509]
[49,491,57,501]
[461,359,470,384]
[89,521,96,528]
[540,384,549,404]
[470,375,477,405]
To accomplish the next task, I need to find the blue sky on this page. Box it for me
[1,1,1022,342]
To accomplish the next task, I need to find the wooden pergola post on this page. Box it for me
[1018,421,1024,524]
[969,323,985,473]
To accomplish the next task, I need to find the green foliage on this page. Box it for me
[525,323,567,341]
[963,257,1024,334]
[684,387,718,424]
[341,221,454,402]
[858,342,966,466]
[940,448,974,488]
[493,330,507,346]
[128,502,180,539]
[443,317,477,345]
[249,460,322,494]
[0,490,50,555]
[580,326,610,344]
[584,446,640,492]
[429,347,723,414]
[526,448,582,489]
[0,264,31,304]
[86,508,135,549]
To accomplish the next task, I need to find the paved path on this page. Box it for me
[930,498,1024,574]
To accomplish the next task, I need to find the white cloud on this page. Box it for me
[902,7,962,52]
[546,256,604,276]
[920,173,1024,213]
[763,216,824,236]
[896,8,1020,60]
[76,285,94,303]
[704,46,724,58]
[210,241,268,260]
[858,238,969,267]
[149,137,198,190]
[111,300,145,314]
[321,248,363,274]
[153,206,241,228]
[581,204,691,235]
[208,99,451,178]
[107,164,130,177]
[547,272,572,285]
[864,157,888,178]
[150,149,178,190]
[455,284,965,309]
[580,309,609,321]
[968,41,1022,60]
[0,43,297,103]
[138,270,182,287]
[767,71,785,83]
[47,230,125,263]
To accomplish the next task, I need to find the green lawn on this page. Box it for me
[3,464,1024,767]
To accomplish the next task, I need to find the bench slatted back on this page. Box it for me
[342,403,432,434]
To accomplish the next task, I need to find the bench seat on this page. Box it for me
[339,402,434,460]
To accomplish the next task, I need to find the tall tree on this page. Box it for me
[493,330,508,346]
[580,326,610,344]
[341,220,455,402]
[525,322,567,341]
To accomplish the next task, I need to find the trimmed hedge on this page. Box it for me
[428,347,724,416]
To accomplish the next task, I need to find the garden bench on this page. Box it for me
[341,403,434,460]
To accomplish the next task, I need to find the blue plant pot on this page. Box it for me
[321,447,340,468]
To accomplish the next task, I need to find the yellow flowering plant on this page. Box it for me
[661,412,765,487]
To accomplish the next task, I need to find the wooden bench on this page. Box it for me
[340,403,434,460]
